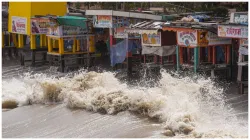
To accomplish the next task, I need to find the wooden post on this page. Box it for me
[176,45,180,71]
[194,47,199,73]
[2,32,4,48]
[48,37,52,52]
[212,46,216,65]
[226,45,230,64]
[76,40,80,51]
[72,38,76,53]
[179,47,183,64]
[208,47,211,62]
[18,34,24,48]
[187,48,190,64]
[58,38,64,54]
[12,34,18,47]
[30,35,36,50]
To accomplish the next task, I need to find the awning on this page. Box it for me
[57,16,87,29]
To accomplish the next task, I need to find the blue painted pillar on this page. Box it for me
[176,45,180,71]
[194,47,199,73]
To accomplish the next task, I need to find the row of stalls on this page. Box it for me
[217,12,248,94]
[3,2,248,94]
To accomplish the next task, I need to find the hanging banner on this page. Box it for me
[207,32,232,46]
[31,18,50,34]
[177,30,198,47]
[141,32,161,46]
[198,31,209,46]
[93,15,112,28]
[218,25,248,38]
[11,16,27,34]
[114,27,127,38]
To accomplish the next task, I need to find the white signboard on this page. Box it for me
[207,32,232,46]
[93,15,113,28]
[11,16,27,34]
[218,25,248,38]
[177,30,198,47]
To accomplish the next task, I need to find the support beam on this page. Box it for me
[76,40,80,51]
[2,32,4,48]
[194,47,199,73]
[73,38,76,53]
[30,35,36,49]
[18,34,24,48]
[58,38,64,54]
[48,37,52,52]
[226,45,230,64]
[179,47,183,64]
[212,46,216,65]
[208,47,211,62]
[176,45,180,71]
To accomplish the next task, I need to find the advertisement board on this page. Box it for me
[31,18,51,34]
[114,27,127,38]
[141,32,161,46]
[207,32,232,46]
[230,12,248,24]
[177,30,198,47]
[218,25,248,38]
[48,25,87,36]
[11,16,27,34]
[197,31,209,46]
[93,15,112,28]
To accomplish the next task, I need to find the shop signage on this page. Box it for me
[198,31,209,46]
[11,16,27,34]
[240,38,248,46]
[114,27,127,38]
[230,12,248,24]
[93,15,112,28]
[48,25,87,36]
[218,25,248,38]
[207,32,232,46]
[31,18,51,34]
[113,16,130,28]
[141,32,161,46]
[177,30,197,47]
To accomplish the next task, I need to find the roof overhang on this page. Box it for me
[85,10,162,21]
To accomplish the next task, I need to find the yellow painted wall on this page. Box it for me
[31,2,67,17]
[8,2,31,34]
[8,2,67,35]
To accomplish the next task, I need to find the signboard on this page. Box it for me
[207,32,232,46]
[113,16,130,28]
[11,16,27,34]
[114,27,127,38]
[230,12,248,24]
[48,25,87,36]
[177,30,198,47]
[128,33,140,39]
[218,25,248,38]
[31,18,50,34]
[141,32,161,46]
[62,26,87,36]
[240,38,248,46]
[198,31,209,46]
[93,15,112,28]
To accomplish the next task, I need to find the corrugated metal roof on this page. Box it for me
[131,21,169,30]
